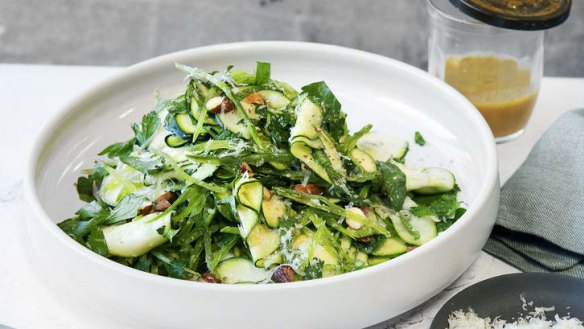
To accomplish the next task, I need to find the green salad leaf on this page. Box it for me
[132,111,160,147]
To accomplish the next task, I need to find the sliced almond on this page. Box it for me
[293,183,323,195]
[240,162,253,176]
[263,187,272,201]
[200,272,221,283]
[205,96,223,112]
[346,207,365,230]
[245,92,265,105]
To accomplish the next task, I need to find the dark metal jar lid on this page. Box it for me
[449,0,571,30]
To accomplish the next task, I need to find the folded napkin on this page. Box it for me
[484,108,584,278]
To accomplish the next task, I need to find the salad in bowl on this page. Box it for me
[58,62,465,284]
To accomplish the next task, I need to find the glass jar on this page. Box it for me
[428,0,544,143]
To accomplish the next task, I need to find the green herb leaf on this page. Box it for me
[414,131,426,146]
[76,201,104,220]
[341,124,372,154]
[98,138,135,158]
[75,166,107,203]
[119,155,164,174]
[412,187,461,219]
[354,235,385,254]
[265,111,294,148]
[374,161,407,211]
[87,229,109,256]
[436,207,466,232]
[104,194,145,225]
[132,111,160,147]
[152,251,194,280]
[304,258,324,280]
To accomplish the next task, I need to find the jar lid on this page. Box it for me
[449,0,571,30]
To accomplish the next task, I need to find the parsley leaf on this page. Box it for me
[152,251,194,280]
[414,131,426,146]
[104,195,145,225]
[75,166,107,202]
[132,111,160,146]
[87,229,109,256]
[119,155,164,174]
[60,194,144,240]
[98,138,135,158]
[76,200,104,220]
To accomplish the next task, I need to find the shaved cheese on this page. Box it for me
[447,308,584,329]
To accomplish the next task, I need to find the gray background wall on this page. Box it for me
[0,0,582,76]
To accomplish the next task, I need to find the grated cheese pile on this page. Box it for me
[446,306,584,329]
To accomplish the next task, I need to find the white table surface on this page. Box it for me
[0,64,583,329]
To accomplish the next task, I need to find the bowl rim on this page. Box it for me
[24,41,498,292]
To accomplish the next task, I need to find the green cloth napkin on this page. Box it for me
[484,108,584,278]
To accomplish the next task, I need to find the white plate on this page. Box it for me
[25,42,499,329]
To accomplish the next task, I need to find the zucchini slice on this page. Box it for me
[314,244,339,266]
[290,142,331,183]
[257,90,290,109]
[290,135,323,149]
[356,132,409,161]
[191,163,218,181]
[390,212,437,246]
[349,148,377,173]
[234,177,263,212]
[394,163,455,194]
[262,194,287,228]
[217,110,250,139]
[368,256,392,266]
[190,98,219,125]
[355,251,368,268]
[99,164,144,206]
[247,223,280,264]
[214,257,268,284]
[175,112,196,134]
[103,212,171,258]
[164,134,188,148]
[290,97,322,141]
[318,130,345,175]
[372,236,408,257]
[233,177,264,238]
[254,251,282,269]
[292,234,339,266]
[236,205,258,238]
[340,236,352,253]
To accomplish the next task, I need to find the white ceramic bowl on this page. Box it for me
[25,42,499,329]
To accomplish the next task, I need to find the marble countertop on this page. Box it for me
[0,64,583,329]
